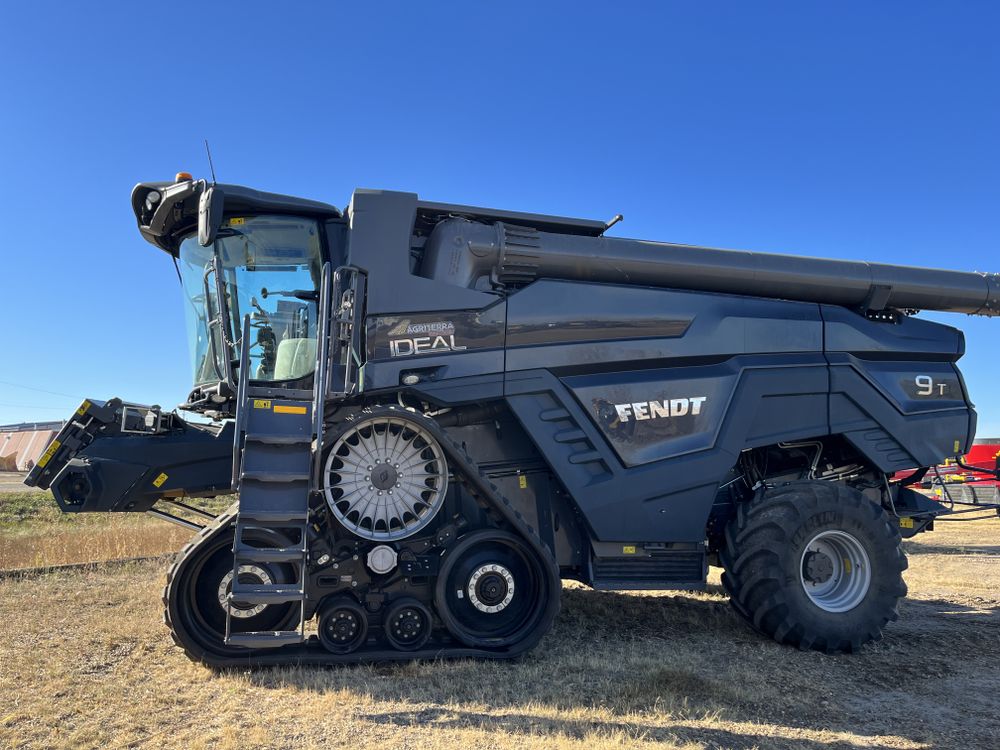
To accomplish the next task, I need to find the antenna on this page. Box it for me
[204,139,217,184]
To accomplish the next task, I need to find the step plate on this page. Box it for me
[592,550,706,591]
[226,631,304,648]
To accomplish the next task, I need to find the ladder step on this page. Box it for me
[234,545,306,563]
[229,585,304,604]
[245,433,312,446]
[226,631,304,648]
[241,470,310,483]
[237,510,309,523]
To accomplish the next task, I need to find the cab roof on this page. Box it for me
[131,179,342,255]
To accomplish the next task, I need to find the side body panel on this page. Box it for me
[502,280,975,544]
[822,305,974,470]
[504,281,829,542]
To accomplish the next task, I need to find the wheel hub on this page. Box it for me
[803,550,834,584]
[391,609,423,642]
[217,564,272,618]
[468,563,515,614]
[370,463,398,490]
[327,611,361,643]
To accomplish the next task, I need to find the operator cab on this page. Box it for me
[178,215,324,388]
[130,176,343,414]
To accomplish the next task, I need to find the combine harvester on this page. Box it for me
[26,175,1000,666]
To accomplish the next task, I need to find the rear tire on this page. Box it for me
[720,481,907,653]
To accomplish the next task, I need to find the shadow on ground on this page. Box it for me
[243,586,1000,748]
[903,541,1000,556]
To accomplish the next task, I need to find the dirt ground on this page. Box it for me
[1,513,997,750]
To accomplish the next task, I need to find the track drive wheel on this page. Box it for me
[435,529,554,649]
[720,480,908,653]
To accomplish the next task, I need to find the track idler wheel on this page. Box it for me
[164,521,299,663]
[435,529,550,649]
[317,597,369,654]
[382,597,432,651]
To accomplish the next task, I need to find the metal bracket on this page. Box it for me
[119,403,169,435]
[862,284,893,314]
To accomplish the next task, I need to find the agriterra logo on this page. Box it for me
[614,397,707,422]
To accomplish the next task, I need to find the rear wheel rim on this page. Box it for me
[799,530,871,613]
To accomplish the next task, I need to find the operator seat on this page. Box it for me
[273,338,317,381]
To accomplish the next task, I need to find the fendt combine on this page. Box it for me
[26,175,1000,666]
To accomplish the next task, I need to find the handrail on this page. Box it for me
[311,263,332,490]
[329,266,365,397]
[231,313,252,491]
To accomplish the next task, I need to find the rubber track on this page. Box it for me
[719,481,907,654]
[162,407,561,667]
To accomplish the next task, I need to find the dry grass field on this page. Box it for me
[0,489,232,570]
[1,487,998,750]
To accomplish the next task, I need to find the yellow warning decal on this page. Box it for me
[253,399,272,410]
[37,440,61,468]
[622,545,637,555]
[899,517,914,529]
[76,400,91,417]
[228,217,245,226]
[843,558,852,573]
[954,440,962,454]
[152,472,169,488]
[518,475,528,489]
[274,405,307,415]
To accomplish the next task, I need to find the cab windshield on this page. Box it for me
[178,215,323,386]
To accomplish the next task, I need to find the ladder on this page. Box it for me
[224,263,333,649]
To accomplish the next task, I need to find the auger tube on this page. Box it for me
[420,218,1000,315]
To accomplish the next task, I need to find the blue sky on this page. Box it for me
[2,3,999,434]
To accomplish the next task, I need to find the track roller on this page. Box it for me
[382,597,433,651]
[317,597,370,654]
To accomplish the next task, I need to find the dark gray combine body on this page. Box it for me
[26,178,999,666]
